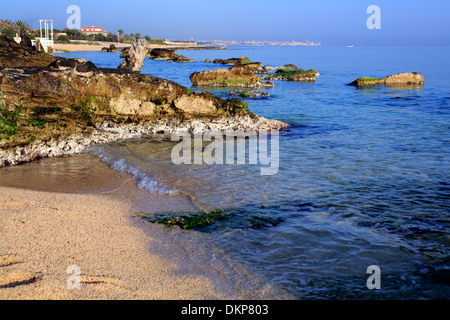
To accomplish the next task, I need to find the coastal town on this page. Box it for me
[198,39,321,47]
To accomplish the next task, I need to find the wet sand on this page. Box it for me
[0,154,269,300]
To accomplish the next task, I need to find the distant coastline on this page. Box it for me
[198,40,321,47]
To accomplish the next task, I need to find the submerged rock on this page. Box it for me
[348,72,425,87]
[227,90,270,98]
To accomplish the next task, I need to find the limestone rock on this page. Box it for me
[174,94,217,115]
[0,63,256,120]
[348,72,425,87]
[227,90,270,98]
[148,48,195,62]
[265,68,319,82]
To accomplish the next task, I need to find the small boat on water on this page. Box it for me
[347,45,354,48]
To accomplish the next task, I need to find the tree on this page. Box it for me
[15,20,32,32]
[117,29,124,38]
[135,33,141,39]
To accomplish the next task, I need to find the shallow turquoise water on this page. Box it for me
[56,46,450,299]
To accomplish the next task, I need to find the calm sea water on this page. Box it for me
[55,46,450,299]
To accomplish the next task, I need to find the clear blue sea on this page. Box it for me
[53,46,450,299]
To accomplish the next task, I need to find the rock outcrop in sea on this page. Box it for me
[260,64,319,82]
[213,56,266,73]
[190,67,275,88]
[348,72,425,87]
[148,48,195,63]
[227,90,270,99]
[101,44,119,53]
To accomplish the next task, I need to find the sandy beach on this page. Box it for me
[0,182,263,300]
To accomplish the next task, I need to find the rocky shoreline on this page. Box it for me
[0,115,288,168]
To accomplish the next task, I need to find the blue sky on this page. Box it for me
[2,0,449,46]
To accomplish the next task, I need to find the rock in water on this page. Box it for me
[147,48,195,63]
[109,44,118,52]
[227,90,270,98]
[348,72,425,87]
[269,69,319,82]
[118,38,149,72]
[190,68,274,88]
[148,48,175,60]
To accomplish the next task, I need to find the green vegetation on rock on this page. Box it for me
[136,209,231,229]
[0,94,22,141]
[358,77,386,82]
[270,68,317,78]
